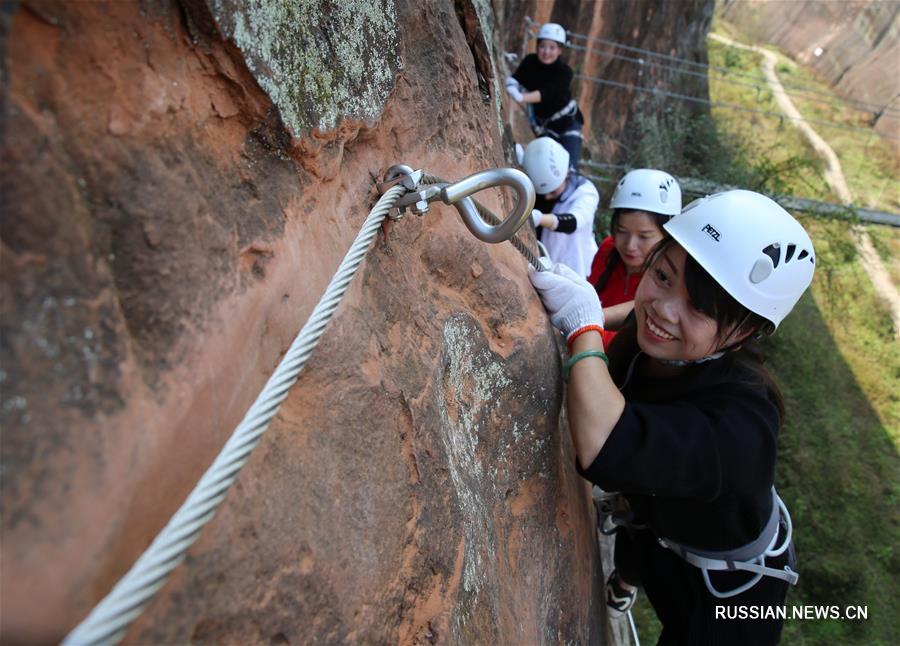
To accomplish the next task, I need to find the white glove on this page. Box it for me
[529,261,604,339]
[531,209,543,227]
[505,76,524,103]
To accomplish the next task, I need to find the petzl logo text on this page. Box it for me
[702,224,721,241]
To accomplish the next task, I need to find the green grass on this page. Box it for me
[706,39,833,201]
[768,254,900,644]
[866,224,900,287]
[768,54,899,214]
[709,20,899,214]
[622,20,900,646]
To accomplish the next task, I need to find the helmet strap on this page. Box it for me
[658,311,756,367]
[659,351,725,367]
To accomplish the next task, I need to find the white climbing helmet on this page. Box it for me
[537,22,567,46]
[664,190,816,330]
[609,169,682,217]
[522,137,569,195]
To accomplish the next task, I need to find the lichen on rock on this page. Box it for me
[210,0,402,135]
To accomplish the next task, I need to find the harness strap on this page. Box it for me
[665,489,781,562]
[657,488,799,598]
[543,99,578,123]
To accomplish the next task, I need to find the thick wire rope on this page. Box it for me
[420,172,545,270]
[578,170,900,227]
[62,184,408,646]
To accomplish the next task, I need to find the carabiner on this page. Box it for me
[440,168,536,244]
[377,165,536,244]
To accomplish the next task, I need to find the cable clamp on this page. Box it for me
[377,164,431,219]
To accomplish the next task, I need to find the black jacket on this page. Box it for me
[512,54,574,120]
[578,351,781,551]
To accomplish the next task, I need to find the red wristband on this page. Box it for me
[567,324,605,353]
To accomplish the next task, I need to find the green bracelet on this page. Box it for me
[562,350,609,381]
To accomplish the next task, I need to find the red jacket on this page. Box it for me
[588,236,643,347]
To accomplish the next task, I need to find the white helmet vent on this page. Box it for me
[751,242,815,284]
[763,243,781,268]
[665,190,816,329]
[750,259,772,284]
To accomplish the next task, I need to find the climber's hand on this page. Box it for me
[505,76,524,103]
[529,261,604,339]
[531,209,543,227]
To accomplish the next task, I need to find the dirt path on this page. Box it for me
[710,33,900,339]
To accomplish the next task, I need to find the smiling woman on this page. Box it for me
[505,22,585,165]
[636,244,730,361]
[588,169,683,348]
[530,190,816,644]
[635,243,757,364]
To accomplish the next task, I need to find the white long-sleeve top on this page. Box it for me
[539,175,600,278]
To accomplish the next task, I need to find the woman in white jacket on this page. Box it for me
[522,137,599,278]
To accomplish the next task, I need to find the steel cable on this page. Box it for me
[62,183,408,645]
[62,167,543,644]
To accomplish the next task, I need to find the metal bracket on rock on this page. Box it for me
[377,164,536,244]
[377,164,432,220]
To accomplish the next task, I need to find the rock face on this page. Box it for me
[2,0,716,642]
[2,0,604,643]
[719,0,900,147]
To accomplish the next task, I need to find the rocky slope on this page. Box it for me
[718,0,900,146]
[2,0,715,642]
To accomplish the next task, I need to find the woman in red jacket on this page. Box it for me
[589,169,682,347]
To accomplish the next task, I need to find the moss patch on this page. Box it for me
[212,0,402,134]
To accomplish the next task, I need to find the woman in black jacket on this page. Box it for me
[506,22,584,167]
[530,190,816,644]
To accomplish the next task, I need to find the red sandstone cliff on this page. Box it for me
[1,1,601,642]
[2,0,713,643]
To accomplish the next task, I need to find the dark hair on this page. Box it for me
[594,209,669,296]
[607,238,785,420]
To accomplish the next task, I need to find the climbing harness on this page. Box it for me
[543,99,579,124]
[598,488,799,600]
[603,352,800,599]
[528,100,584,142]
[595,491,646,536]
[659,488,799,598]
[62,165,539,645]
